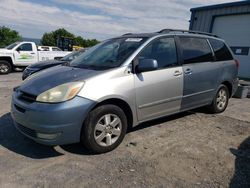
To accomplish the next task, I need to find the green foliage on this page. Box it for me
[85,39,99,47]
[0,26,22,48]
[41,32,55,46]
[41,28,99,48]
[53,28,75,40]
[74,36,99,47]
[41,28,75,46]
[74,36,86,47]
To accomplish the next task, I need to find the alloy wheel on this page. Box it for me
[216,88,227,110]
[94,114,122,147]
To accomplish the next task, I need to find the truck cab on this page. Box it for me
[0,41,70,74]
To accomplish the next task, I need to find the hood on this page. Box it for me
[28,60,63,69]
[0,48,12,54]
[19,65,105,96]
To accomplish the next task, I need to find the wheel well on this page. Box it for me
[0,57,13,66]
[222,81,232,97]
[94,98,134,130]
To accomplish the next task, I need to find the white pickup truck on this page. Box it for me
[0,41,71,74]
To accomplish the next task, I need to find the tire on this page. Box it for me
[0,60,12,74]
[81,104,128,153]
[207,84,229,113]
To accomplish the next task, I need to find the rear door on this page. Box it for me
[178,36,221,110]
[134,36,183,122]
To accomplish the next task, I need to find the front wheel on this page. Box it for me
[207,85,229,113]
[81,104,127,153]
[0,60,12,74]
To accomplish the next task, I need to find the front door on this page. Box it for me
[134,37,183,122]
[14,43,38,66]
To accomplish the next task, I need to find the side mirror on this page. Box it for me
[137,59,158,73]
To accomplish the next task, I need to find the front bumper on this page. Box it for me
[11,91,96,145]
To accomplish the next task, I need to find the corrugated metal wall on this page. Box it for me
[190,4,250,32]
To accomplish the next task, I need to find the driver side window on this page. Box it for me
[17,43,33,51]
[139,37,178,69]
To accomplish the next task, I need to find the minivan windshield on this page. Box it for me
[61,50,85,62]
[70,37,147,70]
[6,42,20,50]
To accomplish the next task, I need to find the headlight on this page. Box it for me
[36,82,84,103]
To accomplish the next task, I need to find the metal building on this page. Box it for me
[189,1,250,79]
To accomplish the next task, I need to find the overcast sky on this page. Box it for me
[0,0,239,40]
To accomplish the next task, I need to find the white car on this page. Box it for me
[0,41,71,74]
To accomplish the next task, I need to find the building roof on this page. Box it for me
[190,0,250,12]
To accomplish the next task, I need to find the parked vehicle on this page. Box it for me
[38,46,62,51]
[0,41,71,74]
[22,49,86,80]
[11,29,239,153]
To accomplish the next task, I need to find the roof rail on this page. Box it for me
[157,29,218,38]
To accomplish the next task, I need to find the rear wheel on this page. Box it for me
[81,104,127,153]
[0,60,12,74]
[207,85,229,113]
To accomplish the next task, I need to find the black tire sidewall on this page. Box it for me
[81,104,128,153]
[0,61,12,74]
[213,85,229,113]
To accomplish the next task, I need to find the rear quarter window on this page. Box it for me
[208,39,233,61]
[179,37,214,64]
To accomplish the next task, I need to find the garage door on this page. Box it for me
[212,14,250,79]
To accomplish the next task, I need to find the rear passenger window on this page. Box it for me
[139,37,178,69]
[209,39,233,61]
[179,37,213,64]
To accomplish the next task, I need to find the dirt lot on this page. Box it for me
[0,73,249,188]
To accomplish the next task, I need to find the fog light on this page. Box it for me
[36,132,61,140]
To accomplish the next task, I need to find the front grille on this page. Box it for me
[16,123,36,138]
[19,91,37,103]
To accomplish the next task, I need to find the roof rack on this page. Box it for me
[157,29,218,38]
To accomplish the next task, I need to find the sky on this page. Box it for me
[0,0,240,40]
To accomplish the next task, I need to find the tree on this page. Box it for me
[41,28,75,46]
[0,26,22,48]
[41,28,100,48]
[40,32,55,46]
[85,39,99,47]
[74,36,100,47]
[74,36,86,47]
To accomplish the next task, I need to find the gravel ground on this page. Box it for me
[0,73,249,188]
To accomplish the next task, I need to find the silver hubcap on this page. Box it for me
[216,89,227,110]
[94,114,122,147]
[0,64,9,73]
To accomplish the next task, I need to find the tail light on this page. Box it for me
[234,59,240,68]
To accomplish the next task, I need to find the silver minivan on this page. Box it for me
[11,29,239,153]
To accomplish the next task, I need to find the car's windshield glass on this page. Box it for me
[70,37,147,70]
[6,42,20,50]
[61,50,84,61]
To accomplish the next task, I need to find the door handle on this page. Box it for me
[30,52,35,55]
[184,68,192,75]
[173,70,182,76]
